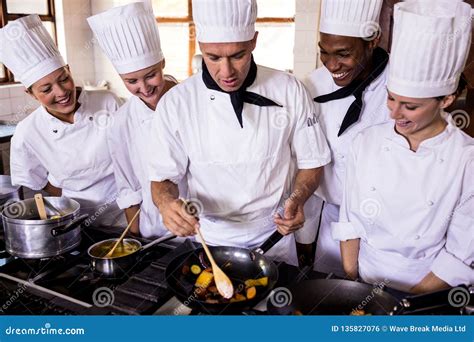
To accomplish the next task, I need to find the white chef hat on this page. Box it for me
[87,1,164,75]
[319,0,383,38]
[192,0,257,43]
[388,1,472,98]
[0,15,66,88]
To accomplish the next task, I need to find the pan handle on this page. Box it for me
[51,214,89,237]
[254,231,284,255]
[141,233,177,253]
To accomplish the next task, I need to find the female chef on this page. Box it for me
[335,1,474,293]
[88,2,185,237]
[303,0,390,275]
[0,15,124,227]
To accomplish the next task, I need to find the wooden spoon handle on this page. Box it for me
[195,227,217,266]
[106,208,141,257]
[34,193,48,220]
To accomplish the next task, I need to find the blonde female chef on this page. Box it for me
[335,1,474,293]
[0,15,124,227]
[303,0,390,275]
[88,2,185,238]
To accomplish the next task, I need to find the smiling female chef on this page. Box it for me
[148,0,330,265]
[88,2,185,237]
[303,0,390,276]
[335,0,474,293]
[0,15,124,227]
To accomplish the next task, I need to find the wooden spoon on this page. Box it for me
[34,193,48,220]
[105,209,141,258]
[196,227,234,299]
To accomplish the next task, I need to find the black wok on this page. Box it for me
[267,279,399,315]
[165,231,284,314]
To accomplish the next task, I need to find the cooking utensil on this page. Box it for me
[267,279,399,315]
[196,226,234,299]
[43,198,67,217]
[165,230,284,313]
[105,209,141,258]
[34,194,47,220]
[2,197,87,258]
[88,233,176,277]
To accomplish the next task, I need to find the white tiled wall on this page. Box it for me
[0,85,38,122]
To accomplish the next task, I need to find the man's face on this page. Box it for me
[319,32,378,87]
[199,33,257,92]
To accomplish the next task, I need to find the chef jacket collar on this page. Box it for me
[386,112,456,151]
[201,55,282,128]
[40,88,86,125]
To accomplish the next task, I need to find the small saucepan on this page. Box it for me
[88,233,176,277]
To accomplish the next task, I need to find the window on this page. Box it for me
[0,0,57,84]
[153,0,295,80]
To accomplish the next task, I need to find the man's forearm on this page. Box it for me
[341,239,360,279]
[124,204,140,235]
[291,167,323,205]
[43,182,62,197]
[151,180,179,210]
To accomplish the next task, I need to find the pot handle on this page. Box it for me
[51,214,89,237]
[141,233,177,253]
[254,230,284,255]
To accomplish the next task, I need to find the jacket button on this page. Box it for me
[53,129,58,133]
[370,187,376,191]
[427,200,434,206]
[439,158,444,163]
[414,235,421,240]
[89,116,93,121]
[210,95,215,100]
[383,147,390,152]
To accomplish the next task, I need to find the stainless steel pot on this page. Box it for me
[88,234,176,277]
[1,197,88,258]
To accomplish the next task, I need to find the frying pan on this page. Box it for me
[267,279,399,315]
[165,231,284,314]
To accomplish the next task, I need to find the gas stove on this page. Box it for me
[0,227,470,315]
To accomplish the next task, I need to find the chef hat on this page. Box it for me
[319,0,383,38]
[0,15,66,88]
[192,0,257,43]
[388,1,472,98]
[87,1,164,75]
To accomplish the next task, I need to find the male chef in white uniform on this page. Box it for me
[148,0,330,265]
[303,0,390,275]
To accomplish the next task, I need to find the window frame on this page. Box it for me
[0,0,57,84]
[156,0,295,77]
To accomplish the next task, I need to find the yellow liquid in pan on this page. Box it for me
[93,240,140,258]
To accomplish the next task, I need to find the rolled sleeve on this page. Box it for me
[291,80,331,170]
[431,249,474,287]
[431,158,474,286]
[148,98,188,184]
[331,221,362,241]
[10,134,48,190]
[116,189,142,210]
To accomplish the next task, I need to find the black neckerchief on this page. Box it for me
[314,47,389,136]
[202,56,282,128]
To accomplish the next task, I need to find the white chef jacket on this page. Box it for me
[333,116,474,291]
[107,93,187,238]
[10,89,125,227]
[148,65,331,265]
[304,64,391,275]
